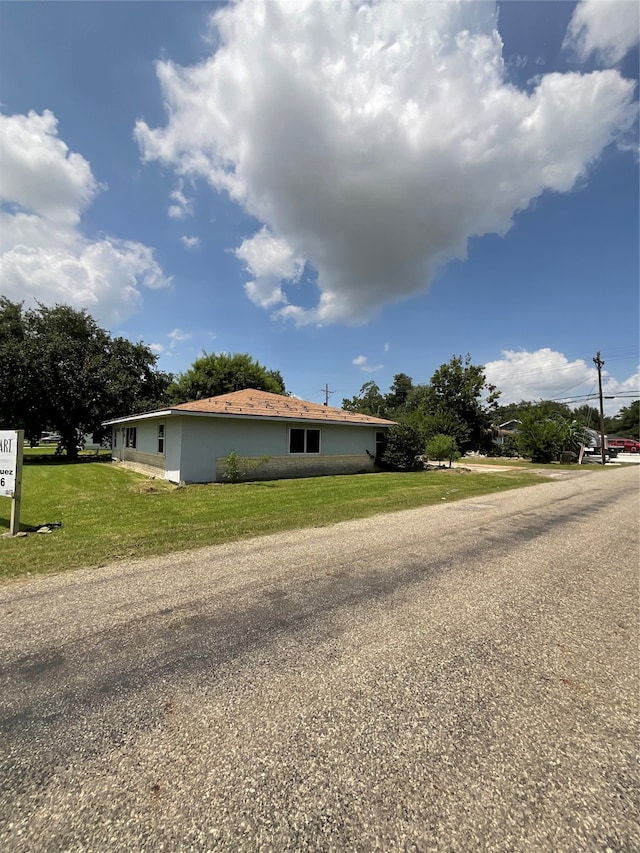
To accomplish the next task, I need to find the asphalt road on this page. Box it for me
[0,466,638,852]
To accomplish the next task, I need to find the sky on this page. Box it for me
[1,0,638,416]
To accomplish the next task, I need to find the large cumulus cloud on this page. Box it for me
[0,110,169,326]
[135,0,637,326]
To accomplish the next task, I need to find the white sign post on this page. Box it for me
[0,430,24,536]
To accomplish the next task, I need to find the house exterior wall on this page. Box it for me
[165,418,182,482]
[112,415,386,483]
[214,453,375,482]
[111,418,166,477]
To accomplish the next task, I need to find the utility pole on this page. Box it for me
[321,384,334,406]
[593,352,606,466]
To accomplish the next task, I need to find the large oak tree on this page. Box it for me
[0,299,172,458]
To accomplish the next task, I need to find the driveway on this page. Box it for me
[0,465,638,852]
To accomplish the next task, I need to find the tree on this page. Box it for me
[381,422,423,470]
[0,298,41,441]
[515,409,588,463]
[167,352,286,404]
[605,400,640,439]
[515,411,565,463]
[425,434,460,468]
[0,300,171,458]
[342,381,387,417]
[385,373,414,416]
[421,355,500,453]
[572,404,601,430]
[97,336,173,433]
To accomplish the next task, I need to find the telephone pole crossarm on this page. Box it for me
[321,384,334,406]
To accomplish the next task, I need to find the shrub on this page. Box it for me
[381,422,424,470]
[223,451,271,483]
[425,434,460,468]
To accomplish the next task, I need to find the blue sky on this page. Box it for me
[1,0,638,415]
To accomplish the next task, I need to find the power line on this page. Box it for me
[552,393,638,404]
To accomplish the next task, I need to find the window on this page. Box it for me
[125,427,137,449]
[289,428,320,454]
[158,423,165,454]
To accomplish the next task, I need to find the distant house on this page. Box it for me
[103,389,396,484]
[494,419,521,445]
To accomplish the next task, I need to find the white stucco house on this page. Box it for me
[103,389,396,483]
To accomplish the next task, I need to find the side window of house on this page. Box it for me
[125,427,137,449]
[158,423,165,454]
[289,428,320,454]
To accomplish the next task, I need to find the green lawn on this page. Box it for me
[1,459,556,581]
[457,456,573,468]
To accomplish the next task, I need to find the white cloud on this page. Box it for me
[149,342,166,355]
[168,328,192,344]
[484,348,640,416]
[0,110,170,325]
[0,109,98,226]
[564,0,640,65]
[168,180,194,219]
[353,354,383,373]
[135,0,637,326]
[181,235,200,250]
[235,227,304,309]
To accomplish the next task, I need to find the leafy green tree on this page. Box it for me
[572,404,601,431]
[605,400,639,439]
[381,422,423,470]
[561,420,591,455]
[27,304,111,457]
[342,381,387,417]
[491,401,529,425]
[0,298,41,441]
[421,355,500,453]
[515,409,588,463]
[425,434,460,468]
[492,400,572,426]
[0,300,171,458]
[385,373,414,416]
[515,411,564,463]
[167,352,285,404]
[97,336,173,429]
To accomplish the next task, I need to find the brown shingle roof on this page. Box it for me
[172,389,395,426]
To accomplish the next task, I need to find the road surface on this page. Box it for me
[0,466,638,852]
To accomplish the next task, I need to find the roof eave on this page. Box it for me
[102,409,396,428]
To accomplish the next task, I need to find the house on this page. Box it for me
[102,388,396,484]
[494,419,521,446]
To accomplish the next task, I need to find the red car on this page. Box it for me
[608,438,640,453]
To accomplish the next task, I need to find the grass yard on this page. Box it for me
[1,459,557,581]
[457,456,571,469]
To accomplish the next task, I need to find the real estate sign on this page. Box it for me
[0,431,20,497]
[0,430,24,535]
